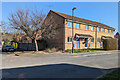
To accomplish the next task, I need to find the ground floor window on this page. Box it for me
[97,38,101,43]
[91,38,94,43]
[68,37,72,42]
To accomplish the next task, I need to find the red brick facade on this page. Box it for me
[44,10,115,50]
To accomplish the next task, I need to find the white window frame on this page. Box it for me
[68,22,72,27]
[68,37,72,43]
[85,25,89,30]
[91,26,94,31]
[98,27,100,32]
[102,28,105,32]
[97,38,101,43]
[76,23,80,28]
[111,30,113,33]
[108,29,110,33]
[91,38,94,43]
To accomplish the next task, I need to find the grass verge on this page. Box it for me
[67,48,105,53]
[97,68,120,80]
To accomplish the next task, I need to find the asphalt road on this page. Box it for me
[1,50,120,79]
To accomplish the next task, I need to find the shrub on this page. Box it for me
[103,38,118,50]
[48,49,53,53]
[3,39,10,45]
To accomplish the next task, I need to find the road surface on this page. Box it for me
[1,50,119,79]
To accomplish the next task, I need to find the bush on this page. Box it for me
[48,49,53,53]
[3,39,10,45]
[103,39,118,50]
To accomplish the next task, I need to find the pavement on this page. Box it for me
[1,49,120,79]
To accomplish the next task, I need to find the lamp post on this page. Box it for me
[72,7,76,53]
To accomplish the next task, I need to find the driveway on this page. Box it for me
[1,50,119,79]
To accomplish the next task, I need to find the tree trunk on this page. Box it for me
[34,39,38,51]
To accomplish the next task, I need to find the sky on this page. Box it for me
[2,2,118,34]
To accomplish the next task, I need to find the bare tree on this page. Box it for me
[8,9,56,51]
[0,21,6,34]
[0,21,9,41]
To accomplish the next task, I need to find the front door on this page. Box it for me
[85,38,88,48]
[77,39,80,48]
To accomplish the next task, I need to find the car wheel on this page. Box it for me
[9,49,14,52]
[14,49,16,52]
[2,50,4,52]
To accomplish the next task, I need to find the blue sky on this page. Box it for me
[2,2,118,34]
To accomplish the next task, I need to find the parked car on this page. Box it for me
[2,45,16,52]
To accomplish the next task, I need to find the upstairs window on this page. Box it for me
[91,26,94,31]
[98,27,100,32]
[85,25,89,30]
[68,37,72,42]
[68,22,72,27]
[102,28,105,32]
[91,38,94,43]
[111,30,113,33]
[108,29,110,33]
[76,23,80,28]
[97,38,101,43]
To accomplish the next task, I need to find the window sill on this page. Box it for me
[68,27,72,28]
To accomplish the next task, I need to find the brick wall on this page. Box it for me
[43,11,65,50]
[64,20,115,50]
[44,11,115,50]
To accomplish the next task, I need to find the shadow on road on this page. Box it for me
[2,63,114,79]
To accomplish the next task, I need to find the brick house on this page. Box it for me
[44,10,115,50]
[114,32,119,39]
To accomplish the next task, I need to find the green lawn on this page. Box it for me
[97,68,120,80]
[67,48,105,53]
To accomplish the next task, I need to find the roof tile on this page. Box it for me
[50,10,115,30]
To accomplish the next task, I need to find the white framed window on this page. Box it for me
[111,30,113,33]
[68,37,72,42]
[68,22,72,27]
[76,23,80,28]
[85,25,89,30]
[108,29,110,33]
[98,27,100,32]
[91,38,94,43]
[91,26,94,31]
[102,28,105,32]
[97,38,101,43]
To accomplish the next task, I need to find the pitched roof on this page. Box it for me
[114,32,119,37]
[50,10,115,30]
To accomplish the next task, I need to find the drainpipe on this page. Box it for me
[95,26,97,48]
